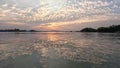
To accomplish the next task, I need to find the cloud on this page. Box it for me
[0,0,120,30]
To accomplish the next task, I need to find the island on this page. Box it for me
[79,25,120,33]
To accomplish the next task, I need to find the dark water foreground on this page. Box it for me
[0,32,120,68]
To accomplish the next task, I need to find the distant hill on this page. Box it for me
[80,25,120,33]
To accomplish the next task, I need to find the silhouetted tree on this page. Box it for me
[29,30,36,32]
[97,27,109,32]
[0,29,36,32]
[80,28,96,32]
[14,28,20,32]
[80,25,120,33]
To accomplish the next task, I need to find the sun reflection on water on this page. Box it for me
[0,32,120,68]
[46,32,60,41]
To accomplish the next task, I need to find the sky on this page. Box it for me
[0,0,120,31]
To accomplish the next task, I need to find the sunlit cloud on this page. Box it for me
[0,0,120,30]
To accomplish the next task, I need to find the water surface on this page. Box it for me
[0,32,120,68]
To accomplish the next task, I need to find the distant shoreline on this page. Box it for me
[78,25,120,33]
[0,25,120,33]
[0,31,120,33]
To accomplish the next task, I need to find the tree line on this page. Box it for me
[0,28,36,32]
[80,25,120,33]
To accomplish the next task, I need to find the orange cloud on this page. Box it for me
[34,14,118,30]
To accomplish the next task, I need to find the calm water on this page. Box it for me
[0,32,120,68]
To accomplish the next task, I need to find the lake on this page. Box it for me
[0,32,120,68]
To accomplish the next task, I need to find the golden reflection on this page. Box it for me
[46,32,60,41]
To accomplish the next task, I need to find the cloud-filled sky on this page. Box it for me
[0,0,120,31]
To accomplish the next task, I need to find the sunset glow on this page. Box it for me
[0,0,120,30]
